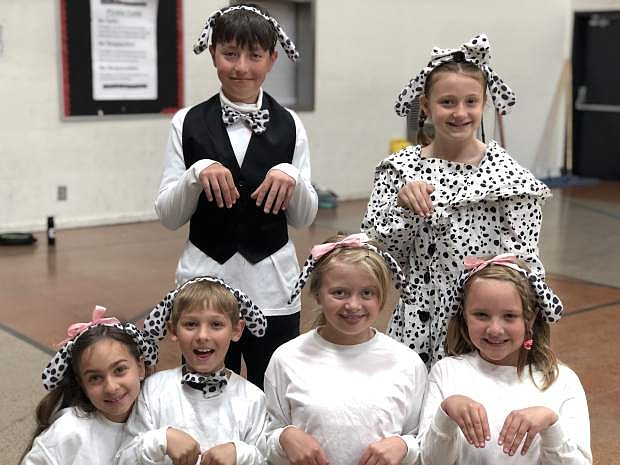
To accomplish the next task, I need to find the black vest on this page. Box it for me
[182,92,295,264]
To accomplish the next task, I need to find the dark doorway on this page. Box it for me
[573,11,620,180]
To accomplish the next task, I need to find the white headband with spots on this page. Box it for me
[395,34,516,117]
[193,5,300,62]
[457,254,563,324]
[289,233,414,305]
[143,276,267,350]
[42,307,158,391]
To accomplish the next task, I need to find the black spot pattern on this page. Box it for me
[222,105,270,134]
[288,237,414,305]
[181,366,229,398]
[41,322,158,391]
[143,276,267,351]
[192,5,300,62]
[361,141,561,368]
[394,34,516,117]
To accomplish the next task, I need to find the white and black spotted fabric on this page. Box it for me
[395,34,516,117]
[288,236,414,305]
[455,254,563,323]
[181,365,229,398]
[42,322,158,391]
[143,276,267,348]
[361,140,559,368]
[222,105,270,134]
[193,5,300,62]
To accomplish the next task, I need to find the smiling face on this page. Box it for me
[209,41,277,104]
[315,259,382,345]
[169,305,244,374]
[420,71,486,145]
[463,277,527,366]
[77,339,144,423]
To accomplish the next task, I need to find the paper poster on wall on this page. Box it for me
[90,0,159,101]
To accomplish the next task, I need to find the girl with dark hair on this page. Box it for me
[20,306,156,465]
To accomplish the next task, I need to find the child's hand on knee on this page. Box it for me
[397,181,435,217]
[442,395,490,448]
[199,163,240,209]
[498,406,558,456]
[166,427,201,465]
[200,442,236,465]
[358,436,407,465]
[251,169,296,214]
[280,426,329,465]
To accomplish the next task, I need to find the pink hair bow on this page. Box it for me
[463,253,521,275]
[60,305,120,345]
[310,233,370,260]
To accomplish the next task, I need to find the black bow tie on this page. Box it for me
[221,105,270,134]
[181,366,229,398]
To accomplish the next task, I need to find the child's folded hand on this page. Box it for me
[200,442,236,465]
[166,427,202,465]
[252,169,296,214]
[359,436,407,465]
[498,406,559,456]
[442,394,490,448]
[280,426,329,465]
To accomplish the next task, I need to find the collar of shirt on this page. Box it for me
[219,88,263,114]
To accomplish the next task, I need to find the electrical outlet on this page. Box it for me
[57,185,67,201]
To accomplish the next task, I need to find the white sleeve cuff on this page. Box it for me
[191,159,218,180]
[399,435,421,465]
[142,426,168,462]
[271,163,299,183]
[433,406,461,435]
[539,418,566,450]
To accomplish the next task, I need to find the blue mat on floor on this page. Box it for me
[539,175,600,188]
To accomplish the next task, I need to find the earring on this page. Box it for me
[523,339,533,350]
[419,113,426,128]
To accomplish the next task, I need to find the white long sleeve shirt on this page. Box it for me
[264,329,428,465]
[21,407,126,465]
[155,89,317,316]
[419,352,592,465]
[116,368,268,465]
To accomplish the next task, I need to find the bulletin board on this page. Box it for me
[59,0,183,117]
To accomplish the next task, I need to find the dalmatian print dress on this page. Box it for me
[361,140,552,368]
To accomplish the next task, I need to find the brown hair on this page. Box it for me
[307,234,392,328]
[21,325,142,460]
[171,280,240,327]
[417,61,487,146]
[445,262,559,390]
[212,3,277,53]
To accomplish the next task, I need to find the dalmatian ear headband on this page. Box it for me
[143,276,267,347]
[41,306,159,391]
[289,233,414,305]
[193,5,300,62]
[395,34,516,117]
[458,253,563,323]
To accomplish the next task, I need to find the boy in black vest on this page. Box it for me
[155,4,317,390]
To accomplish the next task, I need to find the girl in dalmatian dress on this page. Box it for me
[20,306,158,465]
[263,234,427,465]
[361,34,563,368]
[418,254,592,465]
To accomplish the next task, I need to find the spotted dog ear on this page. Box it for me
[143,276,268,343]
[42,322,157,391]
[395,34,516,117]
[288,234,415,305]
[193,5,299,62]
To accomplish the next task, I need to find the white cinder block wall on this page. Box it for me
[0,0,589,232]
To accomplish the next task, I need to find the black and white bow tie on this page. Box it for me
[181,366,229,398]
[222,105,270,134]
